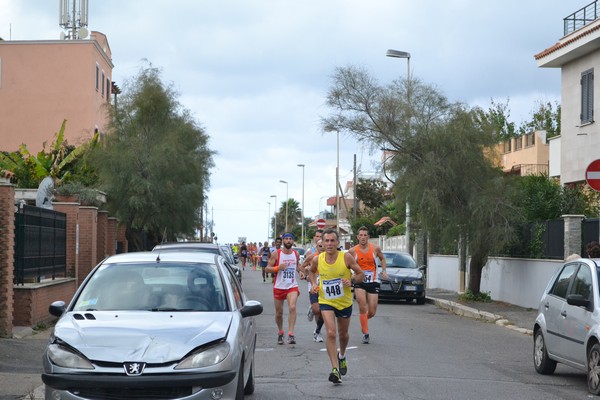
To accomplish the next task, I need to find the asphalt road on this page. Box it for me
[244,267,591,400]
[0,265,592,400]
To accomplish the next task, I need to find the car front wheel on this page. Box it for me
[588,343,600,395]
[533,330,557,375]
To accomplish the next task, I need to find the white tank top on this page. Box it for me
[274,250,299,290]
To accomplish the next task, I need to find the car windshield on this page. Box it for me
[155,246,220,254]
[73,262,228,312]
[294,247,306,255]
[383,253,417,269]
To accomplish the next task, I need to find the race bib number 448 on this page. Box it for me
[322,278,343,299]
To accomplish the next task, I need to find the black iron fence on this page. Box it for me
[14,204,67,285]
[564,1,599,36]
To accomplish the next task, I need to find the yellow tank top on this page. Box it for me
[317,251,352,309]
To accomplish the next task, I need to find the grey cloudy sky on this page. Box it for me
[1,0,575,244]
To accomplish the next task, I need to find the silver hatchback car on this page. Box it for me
[42,251,262,400]
[533,257,600,395]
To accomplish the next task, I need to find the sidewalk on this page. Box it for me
[426,288,536,335]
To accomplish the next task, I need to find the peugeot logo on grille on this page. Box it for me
[124,362,146,376]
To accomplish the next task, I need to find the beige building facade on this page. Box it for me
[0,31,114,153]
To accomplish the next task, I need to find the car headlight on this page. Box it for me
[410,279,424,285]
[47,343,94,369]
[175,342,230,370]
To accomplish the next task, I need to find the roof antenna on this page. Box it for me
[161,227,168,244]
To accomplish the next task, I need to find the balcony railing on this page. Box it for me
[508,164,549,177]
[564,1,599,36]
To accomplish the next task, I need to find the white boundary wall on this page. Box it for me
[428,255,563,309]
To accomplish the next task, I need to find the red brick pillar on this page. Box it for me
[0,180,15,337]
[107,217,118,256]
[77,207,98,287]
[117,223,128,254]
[96,211,108,264]
[53,202,80,280]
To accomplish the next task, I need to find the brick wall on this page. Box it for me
[0,181,15,337]
[13,279,77,326]
[107,217,118,255]
[117,223,128,253]
[97,211,108,264]
[53,202,79,279]
[77,207,98,287]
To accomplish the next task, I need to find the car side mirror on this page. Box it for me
[566,294,591,309]
[418,265,427,271]
[49,300,66,317]
[241,300,263,318]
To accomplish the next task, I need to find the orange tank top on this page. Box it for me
[354,243,376,272]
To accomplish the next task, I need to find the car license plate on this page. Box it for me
[404,285,416,291]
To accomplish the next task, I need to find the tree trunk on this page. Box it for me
[467,251,488,295]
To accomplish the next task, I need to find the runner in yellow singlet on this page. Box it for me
[308,229,363,385]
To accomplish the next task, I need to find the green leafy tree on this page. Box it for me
[355,178,392,211]
[322,65,522,294]
[273,198,301,238]
[91,64,214,250]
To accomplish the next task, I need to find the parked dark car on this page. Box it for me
[42,251,262,400]
[533,257,600,395]
[378,251,426,304]
[153,242,242,283]
[220,245,237,265]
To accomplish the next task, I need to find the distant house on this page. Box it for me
[0,31,116,153]
[495,131,550,177]
[535,1,600,186]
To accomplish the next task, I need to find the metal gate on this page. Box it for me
[14,204,66,284]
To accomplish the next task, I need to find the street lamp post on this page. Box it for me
[386,48,411,254]
[279,180,289,233]
[267,201,271,240]
[270,194,277,237]
[336,130,340,232]
[297,164,305,246]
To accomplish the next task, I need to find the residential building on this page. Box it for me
[497,131,550,176]
[535,1,600,185]
[0,31,115,153]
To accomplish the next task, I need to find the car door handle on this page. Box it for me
[544,302,550,310]
[561,310,567,318]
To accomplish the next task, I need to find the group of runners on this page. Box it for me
[262,226,387,385]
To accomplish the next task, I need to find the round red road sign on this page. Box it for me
[316,218,326,229]
[586,159,600,191]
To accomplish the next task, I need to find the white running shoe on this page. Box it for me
[307,306,314,322]
[313,331,324,342]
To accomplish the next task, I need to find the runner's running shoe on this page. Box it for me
[307,306,314,321]
[338,353,347,376]
[288,335,296,344]
[277,334,284,345]
[362,333,370,344]
[328,368,342,384]
[313,331,323,342]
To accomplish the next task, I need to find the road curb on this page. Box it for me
[427,296,533,336]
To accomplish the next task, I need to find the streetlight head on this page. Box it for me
[270,194,276,198]
[297,164,305,168]
[386,49,410,59]
[279,180,287,184]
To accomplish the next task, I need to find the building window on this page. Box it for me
[0,57,2,89]
[581,68,594,124]
[106,78,111,102]
[95,63,99,91]
[514,136,522,151]
[101,71,105,96]
[503,140,511,153]
[525,133,535,147]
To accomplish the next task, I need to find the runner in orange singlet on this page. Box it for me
[348,226,387,344]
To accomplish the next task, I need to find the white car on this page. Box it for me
[42,251,262,400]
[533,257,600,395]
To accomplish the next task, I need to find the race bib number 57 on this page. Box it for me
[322,278,343,299]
